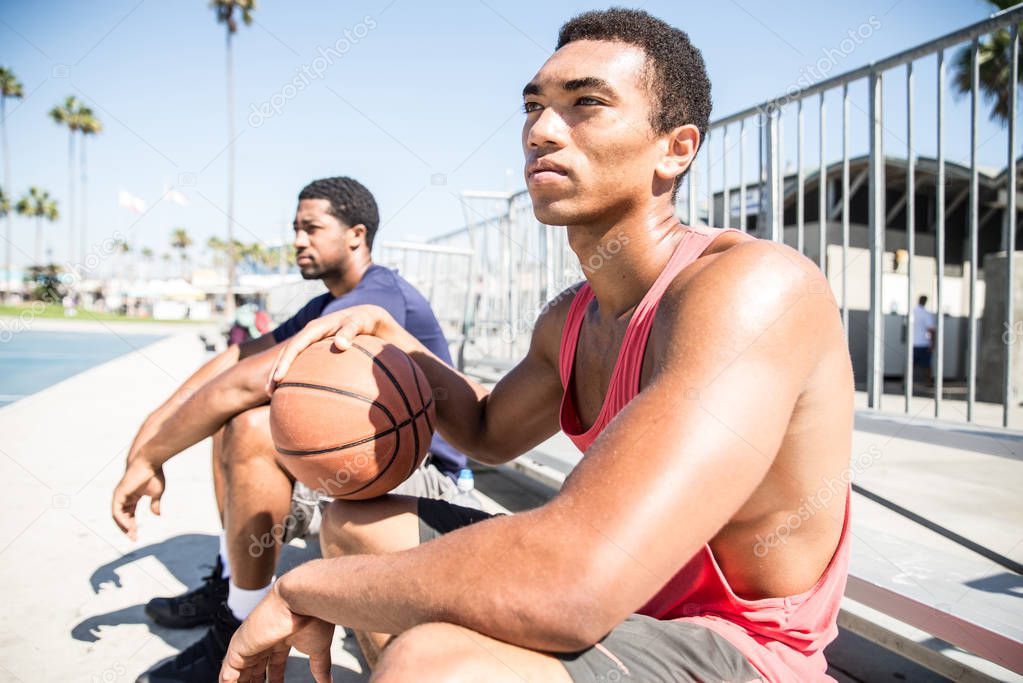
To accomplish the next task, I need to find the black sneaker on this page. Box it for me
[145,556,228,629]
[136,602,241,683]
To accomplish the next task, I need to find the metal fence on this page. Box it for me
[426,191,581,367]
[422,8,1022,428]
[375,240,474,368]
[687,5,1022,427]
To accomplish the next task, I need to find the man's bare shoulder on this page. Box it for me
[654,237,839,373]
[671,236,833,311]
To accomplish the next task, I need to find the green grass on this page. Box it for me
[0,303,210,324]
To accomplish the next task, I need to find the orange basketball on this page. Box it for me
[269,335,436,499]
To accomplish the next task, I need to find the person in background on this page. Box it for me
[912,294,936,386]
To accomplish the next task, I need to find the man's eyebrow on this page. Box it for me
[522,77,615,98]
[563,76,614,93]
[522,82,541,98]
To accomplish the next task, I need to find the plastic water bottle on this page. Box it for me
[451,469,483,510]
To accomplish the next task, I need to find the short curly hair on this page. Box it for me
[298,176,381,249]
[557,8,712,195]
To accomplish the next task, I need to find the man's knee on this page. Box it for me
[322,499,382,556]
[220,406,273,471]
[372,623,478,683]
[321,497,418,558]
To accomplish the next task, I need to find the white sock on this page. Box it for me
[227,579,274,620]
[218,533,232,579]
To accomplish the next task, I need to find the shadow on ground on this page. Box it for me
[70,531,366,682]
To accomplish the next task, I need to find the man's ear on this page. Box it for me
[655,123,700,187]
[347,223,367,250]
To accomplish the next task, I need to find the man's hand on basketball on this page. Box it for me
[111,458,165,541]
[220,583,333,683]
[266,304,395,394]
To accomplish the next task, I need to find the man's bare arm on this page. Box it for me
[270,294,573,465]
[270,242,836,650]
[112,333,277,537]
[126,333,277,464]
[134,344,279,467]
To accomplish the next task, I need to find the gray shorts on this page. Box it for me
[282,460,458,543]
[558,614,764,682]
[415,501,763,683]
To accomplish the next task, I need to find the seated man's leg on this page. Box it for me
[221,405,294,604]
[211,427,226,525]
[373,616,762,683]
[373,622,571,683]
[320,496,421,668]
[320,494,493,668]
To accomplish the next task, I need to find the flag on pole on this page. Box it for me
[162,182,189,206]
[118,190,147,214]
[165,189,189,206]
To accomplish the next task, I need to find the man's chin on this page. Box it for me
[298,266,322,280]
[531,197,579,227]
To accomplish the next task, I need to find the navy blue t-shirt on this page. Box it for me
[272,264,467,477]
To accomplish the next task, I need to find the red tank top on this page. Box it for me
[558,225,851,682]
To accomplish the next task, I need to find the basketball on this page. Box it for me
[268,335,436,499]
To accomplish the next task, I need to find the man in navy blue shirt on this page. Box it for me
[111,177,468,683]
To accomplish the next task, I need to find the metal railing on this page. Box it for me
[375,240,475,368]
[421,7,1022,428]
[427,191,582,366]
[687,5,1023,428]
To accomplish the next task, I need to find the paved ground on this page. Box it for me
[0,328,367,682]
[1,322,1020,682]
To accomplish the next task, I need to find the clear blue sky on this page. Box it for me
[0,0,1007,270]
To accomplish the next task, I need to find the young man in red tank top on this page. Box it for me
[219,8,855,682]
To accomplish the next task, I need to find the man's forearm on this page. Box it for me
[127,344,242,463]
[138,347,276,467]
[274,507,608,652]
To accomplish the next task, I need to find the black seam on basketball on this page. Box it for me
[275,395,434,458]
[273,381,399,428]
[405,354,433,432]
[343,408,401,497]
[351,341,420,475]
[404,354,432,480]
[351,342,414,417]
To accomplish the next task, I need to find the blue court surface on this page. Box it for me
[0,329,165,408]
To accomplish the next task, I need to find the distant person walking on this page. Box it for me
[912,295,936,386]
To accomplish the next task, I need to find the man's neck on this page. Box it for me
[567,205,686,321]
[322,253,372,298]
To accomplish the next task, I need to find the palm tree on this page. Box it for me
[206,235,227,268]
[211,0,256,319]
[49,95,87,263]
[171,227,193,278]
[15,187,59,265]
[119,238,133,279]
[952,0,1022,124]
[1,67,24,301]
[240,240,268,273]
[140,246,154,280]
[0,185,8,296]
[77,109,102,265]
